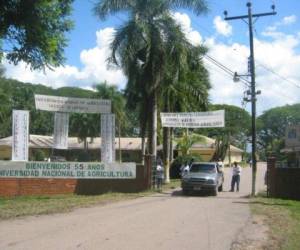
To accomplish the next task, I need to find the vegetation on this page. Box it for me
[251,194,300,250]
[0,179,181,220]
[94,82,126,162]
[199,104,251,162]
[0,77,135,142]
[0,0,74,70]
[257,104,300,160]
[94,0,210,181]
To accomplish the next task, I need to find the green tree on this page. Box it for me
[69,113,100,160]
[201,104,251,163]
[176,131,205,156]
[94,0,208,160]
[0,0,73,70]
[257,104,300,159]
[94,82,126,162]
[0,87,9,125]
[160,45,210,182]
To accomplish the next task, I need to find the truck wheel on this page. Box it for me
[212,187,218,196]
[182,189,188,195]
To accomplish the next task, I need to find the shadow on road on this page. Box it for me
[171,190,222,198]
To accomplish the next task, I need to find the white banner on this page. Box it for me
[12,110,29,161]
[0,161,136,179]
[101,114,115,163]
[160,110,225,128]
[35,94,111,114]
[53,112,69,149]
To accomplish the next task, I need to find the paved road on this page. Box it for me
[0,163,266,250]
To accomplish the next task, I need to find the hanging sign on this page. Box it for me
[35,94,111,114]
[12,110,29,161]
[53,112,69,149]
[101,114,115,163]
[160,110,225,128]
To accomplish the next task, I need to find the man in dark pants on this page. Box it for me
[230,162,242,192]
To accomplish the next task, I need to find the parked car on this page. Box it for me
[181,162,224,196]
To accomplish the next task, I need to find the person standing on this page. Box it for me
[181,161,190,177]
[217,158,224,172]
[230,162,242,192]
[156,160,164,190]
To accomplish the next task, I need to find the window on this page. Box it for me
[190,164,216,173]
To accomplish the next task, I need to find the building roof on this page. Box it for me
[0,135,145,151]
[189,135,244,153]
[0,134,243,153]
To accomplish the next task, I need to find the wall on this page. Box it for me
[267,157,300,200]
[223,151,243,165]
[0,164,151,198]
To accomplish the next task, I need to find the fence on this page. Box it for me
[267,157,300,200]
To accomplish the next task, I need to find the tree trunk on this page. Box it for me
[148,91,157,158]
[141,136,146,165]
[140,111,147,165]
[163,126,170,183]
[170,128,174,164]
[228,132,231,167]
[84,138,88,152]
[118,120,122,163]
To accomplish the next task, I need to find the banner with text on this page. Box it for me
[160,110,225,128]
[35,94,111,114]
[12,110,29,161]
[53,112,69,149]
[0,161,136,179]
[101,114,115,163]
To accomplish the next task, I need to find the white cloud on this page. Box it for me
[213,16,232,37]
[282,15,297,25]
[3,14,300,115]
[264,15,298,38]
[204,28,300,114]
[4,27,126,90]
[172,12,202,45]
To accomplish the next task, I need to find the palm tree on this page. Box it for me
[160,45,211,182]
[70,113,100,161]
[94,82,126,162]
[175,131,206,156]
[94,0,208,160]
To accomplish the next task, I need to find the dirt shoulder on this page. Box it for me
[232,194,300,250]
[231,213,269,250]
[250,194,300,250]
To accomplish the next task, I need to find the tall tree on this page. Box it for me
[0,0,73,70]
[257,104,300,159]
[160,45,210,182]
[94,0,208,160]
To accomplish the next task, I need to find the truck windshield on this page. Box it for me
[190,164,216,173]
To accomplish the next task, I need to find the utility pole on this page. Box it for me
[224,2,276,196]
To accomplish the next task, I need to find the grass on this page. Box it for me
[250,192,300,250]
[0,179,181,220]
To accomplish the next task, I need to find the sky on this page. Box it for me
[3,0,300,115]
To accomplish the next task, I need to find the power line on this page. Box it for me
[256,62,300,89]
[189,10,300,90]
[204,54,250,86]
